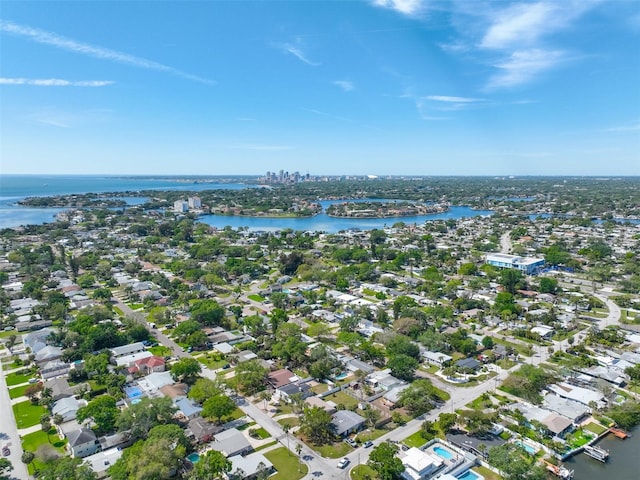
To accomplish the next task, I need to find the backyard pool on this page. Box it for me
[457,470,481,480]
[514,440,537,454]
[124,386,143,399]
[187,453,200,464]
[335,372,348,380]
[433,446,454,460]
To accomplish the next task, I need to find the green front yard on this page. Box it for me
[313,440,353,458]
[278,417,300,428]
[248,294,265,302]
[5,371,35,386]
[21,428,67,475]
[13,400,46,428]
[264,447,308,480]
[403,430,427,448]
[566,429,594,449]
[9,383,31,399]
[351,464,378,480]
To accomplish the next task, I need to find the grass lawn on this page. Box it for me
[474,465,503,480]
[5,371,35,386]
[22,428,68,475]
[128,303,144,310]
[251,427,271,439]
[311,383,329,394]
[403,431,427,448]
[264,447,308,480]
[13,400,46,428]
[467,395,494,410]
[421,365,439,374]
[351,464,378,480]
[584,422,607,435]
[248,294,265,302]
[356,426,392,442]
[9,383,31,399]
[567,429,594,449]
[278,417,300,428]
[324,391,359,409]
[227,407,245,421]
[148,345,171,357]
[313,441,353,459]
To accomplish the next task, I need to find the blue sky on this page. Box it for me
[1,0,639,176]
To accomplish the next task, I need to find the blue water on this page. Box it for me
[514,440,536,454]
[124,386,143,399]
[457,470,480,480]
[433,446,454,460]
[0,174,494,231]
[187,453,200,464]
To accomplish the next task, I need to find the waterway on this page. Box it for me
[0,175,493,231]
[564,429,639,480]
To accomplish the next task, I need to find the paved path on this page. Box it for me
[0,352,30,480]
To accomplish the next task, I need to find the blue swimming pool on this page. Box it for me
[124,386,143,399]
[187,453,200,464]
[335,372,348,380]
[457,470,480,480]
[433,446,454,460]
[514,440,536,454]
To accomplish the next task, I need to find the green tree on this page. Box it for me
[170,357,202,384]
[38,456,97,480]
[235,359,268,395]
[300,406,335,445]
[116,397,177,439]
[538,277,558,294]
[387,354,418,381]
[190,299,226,326]
[189,450,231,480]
[76,395,119,435]
[368,441,404,480]
[188,378,223,403]
[0,459,12,479]
[499,269,523,295]
[487,443,547,480]
[437,412,458,433]
[398,379,445,416]
[203,394,237,423]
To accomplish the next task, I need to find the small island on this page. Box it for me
[326,200,448,218]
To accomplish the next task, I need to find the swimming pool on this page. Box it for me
[335,372,348,380]
[433,446,454,460]
[457,470,480,480]
[124,386,143,399]
[514,440,537,454]
[187,453,200,464]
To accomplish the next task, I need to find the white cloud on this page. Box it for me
[0,78,114,87]
[278,42,321,66]
[0,20,214,84]
[486,49,565,89]
[372,0,426,16]
[426,95,482,103]
[480,2,558,49]
[333,80,355,92]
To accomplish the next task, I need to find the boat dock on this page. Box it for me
[543,460,574,479]
[609,427,628,439]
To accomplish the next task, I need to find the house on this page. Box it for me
[304,396,336,414]
[267,369,299,389]
[130,355,165,375]
[542,394,590,424]
[52,397,82,423]
[136,371,175,394]
[383,384,410,407]
[541,413,574,438]
[485,253,544,275]
[83,448,123,478]
[228,452,274,480]
[331,410,366,437]
[212,428,253,457]
[367,369,405,392]
[174,397,203,420]
[345,358,376,375]
[115,350,153,368]
[110,342,146,359]
[455,358,481,372]
[45,378,88,402]
[276,382,312,402]
[548,383,605,408]
[67,428,100,458]
[40,359,70,379]
[35,345,63,364]
[188,417,221,443]
[400,447,444,480]
[422,350,453,367]
[531,325,554,340]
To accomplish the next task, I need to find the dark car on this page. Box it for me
[363,440,373,448]
[2,447,10,457]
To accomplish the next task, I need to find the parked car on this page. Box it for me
[345,438,357,447]
[337,457,350,469]
[2,447,10,457]
[363,440,373,448]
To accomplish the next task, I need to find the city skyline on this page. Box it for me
[1,1,639,176]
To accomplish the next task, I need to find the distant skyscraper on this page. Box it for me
[188,197,202,209]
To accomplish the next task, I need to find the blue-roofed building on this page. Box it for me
[175,398,203,420]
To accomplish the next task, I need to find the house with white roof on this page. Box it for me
[400,447,444,480]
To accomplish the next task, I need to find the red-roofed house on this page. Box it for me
[130,355,165,376]
[267,369,299,389]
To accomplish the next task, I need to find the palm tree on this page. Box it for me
[259,390,272,411]
[295,443,303,472]
[282,422,291,455]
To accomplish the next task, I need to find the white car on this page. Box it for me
[337,457,350,469]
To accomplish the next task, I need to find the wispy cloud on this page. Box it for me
[229,144,294,151]
[486,49,565,89]
[605,123,640,132]
[0,77,114,87]
[277,41,321,66]
[332,80,355,92]
[426,95,482,103]
[0,20,214,85]
[480,2,558,49]
[371,0,426,17]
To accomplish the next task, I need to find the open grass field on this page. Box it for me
[264,447,308,480]
[13,400,46,428]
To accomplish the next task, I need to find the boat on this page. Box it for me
[584,444,609,462]
[543,461,574,480]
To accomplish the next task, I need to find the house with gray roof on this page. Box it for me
[110,342,146,359]
[228,452,274,480]
[331,410,365,437]
[175,398,203,420]
[67,428,100,458]
[52,397,82,423]
[212,428,253,457]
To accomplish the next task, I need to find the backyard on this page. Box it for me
[323,390,359,409]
